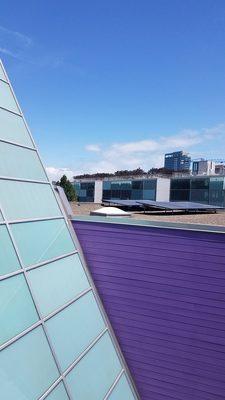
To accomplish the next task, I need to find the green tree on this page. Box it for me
[57,175,77,202]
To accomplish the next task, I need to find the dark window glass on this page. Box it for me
[132,180,143,190]
[190,189,209,203]
[143,189,155,200]
[111,190,121,199]
[209,178,225,206]
[80,182,95,190]
[111,182,121,190]
[191,178,209,190]
[170,190,190,201]
[143,180,156,190]
[120,190,132,199]
[103,181,111,190]
[120,181,132,190]
[73,183,80,190]
[170,179,190,190]
[103,190,111,200]
[131,189,143,199]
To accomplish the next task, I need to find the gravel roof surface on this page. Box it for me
[70,202,225,227]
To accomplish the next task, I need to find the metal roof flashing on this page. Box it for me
[71,215,225,234]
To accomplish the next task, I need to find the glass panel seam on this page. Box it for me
[9,216,64,224]
[0,105,22,117]
[0,176,49,184]
[0,287,92,352]
[38,377,64,400]
[38,328,109,400]
[25,251,78,272]
[1,64,50,182]
[63,327,108,376]
[0,251,79,281]
[0,268,23,281]
[43,287,92,323]
[0,77,8,84]
[0,138,36,150]
[103,369,124,400]
[2,62,70,223]
[1,209,73,400]
[0,319,42,352]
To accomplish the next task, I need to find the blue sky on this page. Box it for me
[1,0,225,180]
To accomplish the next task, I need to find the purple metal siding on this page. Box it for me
[72,220,225,400]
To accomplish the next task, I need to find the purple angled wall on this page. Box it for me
[72,219,225,400]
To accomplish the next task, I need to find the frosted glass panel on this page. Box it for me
[11,219,76,267]
[46,383,69,400]
[28,254,90,316]
[0,274,38,345]
[0,108,33,147]
[46,291,105,370]
[0,142,47,180]
[109,375,136,400]
[0,80,20,114]
[0,64,7,81]
[0,327,59,400]
[0,225,20,276]
[66,333,121,400]
[0,180,61,220]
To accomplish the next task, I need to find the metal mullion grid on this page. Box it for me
[0,61,66,224]
[1,209,73,400]
[1,61,51,182]
[0,138,36,151]
[0,105,22,117]
[103,370,125,400]
[0,323,115,400]
[0,73,22,117]
[49,188,140,398]
[0,77,8,84]
[8,215,64,224]
[0,215,75,283]
[1,60,140,399]
[25,250,78,272]
[0,286,92,352]
[0,287,109,400]
[0,250,78,282]
[0,215,67,285]
[0,62,70,225]
[38,327,108,400]
[0,176,50,184]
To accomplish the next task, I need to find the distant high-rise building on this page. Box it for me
[164,151,191,172]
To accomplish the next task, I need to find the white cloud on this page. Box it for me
[79,124,225,173]
[0,26,33,61]
[0,25,65,69]
[0,47,19,59]
[85,144,101,152]
[46,167,75,182]
[45,123,225,178]
[0,26,32,47]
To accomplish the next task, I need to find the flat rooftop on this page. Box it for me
[70,202,225,228]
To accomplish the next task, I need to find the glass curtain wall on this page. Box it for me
[170,177,225,206]
[0,62,138,400]
[103,179,157,201]
[73,182,95,202]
